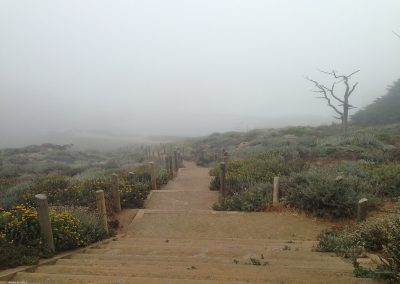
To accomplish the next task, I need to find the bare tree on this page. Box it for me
[393,30,400,39]
[307,70,360,135]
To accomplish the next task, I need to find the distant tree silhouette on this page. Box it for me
[352,78,400,126]
[307,69,360,135]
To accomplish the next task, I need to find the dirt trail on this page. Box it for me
[144,161,217,210]
[131,161,328,240]
[11,161,377,284]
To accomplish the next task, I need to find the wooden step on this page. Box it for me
[69,251,344,265]
[13,272,262,284]
[84,243,314,258]
[57,257,351,271]
[28,263,360,283]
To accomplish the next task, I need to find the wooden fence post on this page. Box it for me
[35,194,55,253]
[174,151,178,173]
[149,162,157,190]
[165,156,169,173]
[223,152,229,163]
[111,173,121,213]
[219,162,226,203]
[95,190,109,234]
[357,198,368,223]
[168,156,173,178]
[273,177,280,207]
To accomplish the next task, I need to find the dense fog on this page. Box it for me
[1,0,399,148]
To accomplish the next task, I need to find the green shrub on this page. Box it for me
[316,133,392,162]
[80,178,111,210]
[0,182,30,210]
[21,174,72,206]
[52,207,109,247]
[381,216,400,281]
[365,162,400,197]
[281,166,377,218]
[0,239,40,268]
[0,204,109,268]
[51,211,86,251]
[316,228,360,258]
[157,169,170,186]
[120,182,150,208]
[0,204,42,248]
[354,215,396,251]
[317,214,400,281]
[210,158,289,192]
[214,183,272,211]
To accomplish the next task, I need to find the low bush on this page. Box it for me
[365,162,400,197]
[0,182,30,210]
[20,174,74,206]
[0,238,41,269]
[157,169,170,186]
[51,211,85,251]
[316,228,359,258]
[317,214,400,281]
[120,182,150,208]
[0,204,42,250]
[380,216,400,281]
[214,183,272,211]
[353,215,396,251]
[0,204,109,268]
[281,165,377,218]
[210,157,291,192]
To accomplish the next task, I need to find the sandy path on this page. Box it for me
[129,161,328,240]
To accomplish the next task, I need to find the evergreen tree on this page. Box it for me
[352,79,400,126]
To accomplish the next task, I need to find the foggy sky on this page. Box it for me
[1,0,400,146]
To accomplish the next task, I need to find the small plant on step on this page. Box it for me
[245,257,269,266]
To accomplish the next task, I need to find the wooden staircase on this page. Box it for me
[11,236,375,284]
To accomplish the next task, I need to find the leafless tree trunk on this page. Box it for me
[307,70,359,135]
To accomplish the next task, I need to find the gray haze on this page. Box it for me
[1,0,400,148]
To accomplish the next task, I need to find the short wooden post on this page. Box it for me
[149,162,157,190]
[174,151,178,173]
[96,190,109,234]
[177,152,182,166]
[128,172,135,185]
[273,177,280,206]
[219,162,226,203]
[168,156,173,178]
[223,152,229,163]
[165,156,169,173]
[357,198,368,223]
[111,174,121,213]
[35,194,55,253]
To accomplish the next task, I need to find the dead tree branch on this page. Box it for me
[306,69,359,135]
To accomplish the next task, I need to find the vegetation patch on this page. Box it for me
[317,214,400,281]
